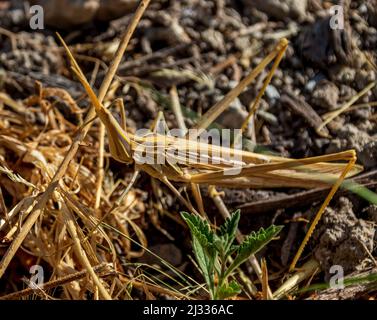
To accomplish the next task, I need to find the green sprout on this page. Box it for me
[181,209,283,299]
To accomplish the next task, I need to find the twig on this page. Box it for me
[170,86,187,132]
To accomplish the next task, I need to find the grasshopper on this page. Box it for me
[58,36,361,272]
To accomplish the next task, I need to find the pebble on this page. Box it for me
[355,69,376,91]
[331,66,356,85]
[311,80,339,110]
[305,80,316,92]
[359,141,377,169]
[326,124,375,168]
[243,0,307,21]
[265,84,280,101]
[339,85,357,101]
[216,97,248,129]
[29,0,138,28]
[201,29,225,53]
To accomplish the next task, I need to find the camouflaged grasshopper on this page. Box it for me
[59,36,361,271]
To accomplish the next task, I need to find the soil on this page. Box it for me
[0,0,376,300]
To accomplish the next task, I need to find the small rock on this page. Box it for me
[326,124,373,160]
[201,29,226,53]
[305,73,326,92]
[305,80,317,92]
[29,0,138,28]
[352,106,372,120]
[30,0,99,28]
[298,16,353,69]
[366,0,377,28]
[357,120,375,132]
[339,84,357,101]
[359,3,368,14]
[243,0,307,21]
[265,85,280,102]
[311,80,339,110]
[355,69,376,91]
[233,37,251,51]
[96,0,138,21]
[314,138,330,149]
[358,141,377,169]
[216,97,248,129]
[330,66,356,85]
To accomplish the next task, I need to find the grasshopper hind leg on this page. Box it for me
[289,150,357,271]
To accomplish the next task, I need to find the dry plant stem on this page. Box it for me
[261,258,269,300]
[0,182,57,279]
[115,170,140,208]
[94,0,151,208]
[0,0,150,280]
[95,124,106,210]
[318,81,376,131]
[62,202,112,300]
[0,186,7,219]
[0,26,17,50]
[170,86,187,133]
[0,264,110,300]
[273,259,320,299]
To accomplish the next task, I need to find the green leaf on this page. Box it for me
[191,236,214,291]
[219,210,240,254]
[181,212,215,249]
[219,210,240,239]
[216,280,241,299]
[225,225,283,277]
[181,212,217,295]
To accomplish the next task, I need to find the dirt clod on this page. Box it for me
[314,197,375,280]
[311,80,339,110]
[326,124,374,167]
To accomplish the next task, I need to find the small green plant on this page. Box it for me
[181,210,283,299]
